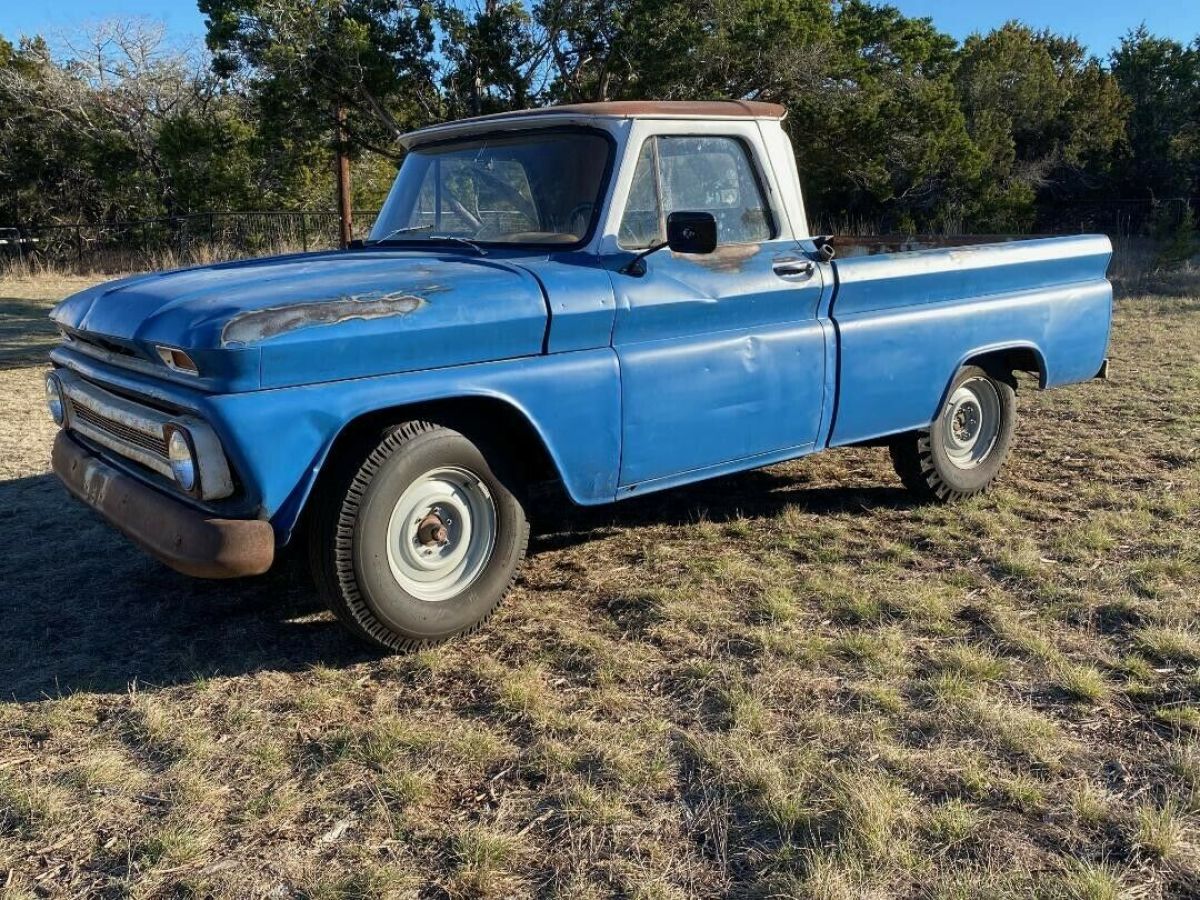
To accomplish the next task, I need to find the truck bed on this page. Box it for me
[825,234,1113,446]
[829,234,1053,258]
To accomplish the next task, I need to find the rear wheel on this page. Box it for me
[890,365,1016,502]
[310,421,528,651]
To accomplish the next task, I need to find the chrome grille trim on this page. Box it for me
[72,403,169,457]
[54,368,236,500]
[57,370,175,480]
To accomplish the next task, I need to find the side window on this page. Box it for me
[617,136,774,249]
[617,140,662,249]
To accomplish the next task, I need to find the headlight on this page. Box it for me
[167,428,198,492]
[45,372,65,425]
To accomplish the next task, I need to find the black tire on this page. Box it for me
[890,365,1016,502]
[310,421,529,651]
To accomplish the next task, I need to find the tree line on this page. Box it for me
[1,1,1197,238]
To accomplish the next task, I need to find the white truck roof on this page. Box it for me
[400,100,788,148]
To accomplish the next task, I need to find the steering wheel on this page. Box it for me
[564,202,595,235]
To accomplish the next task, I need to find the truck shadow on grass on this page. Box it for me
[0,473,374,703]
[0,462,908,702]
[528,464,914,553]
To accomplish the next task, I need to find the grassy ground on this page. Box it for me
[0,275,1197,899]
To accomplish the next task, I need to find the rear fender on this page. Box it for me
[885,341,1051,443]
[951,341,1047,397]
[827,235,1112,447]
[898,341,1048,443]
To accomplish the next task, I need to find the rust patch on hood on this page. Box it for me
[220,289,437,347]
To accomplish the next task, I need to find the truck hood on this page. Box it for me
[51,250,550,389]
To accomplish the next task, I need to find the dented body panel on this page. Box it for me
[44,102,1114,578]
[612,241,829,487]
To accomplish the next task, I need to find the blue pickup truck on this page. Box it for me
[46,101,1112,650]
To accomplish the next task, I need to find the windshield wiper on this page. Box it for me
[367,224,434,243]
[430,235,487,256]
[367,227,486,256]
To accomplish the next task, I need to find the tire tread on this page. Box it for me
[889,366,1016,504]
[310,420,528,652]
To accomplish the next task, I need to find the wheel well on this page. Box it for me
[963,346,1046,389]
[289,396,562,546]
[321,396,559,490]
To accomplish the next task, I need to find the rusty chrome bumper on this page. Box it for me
[52,431,275,579]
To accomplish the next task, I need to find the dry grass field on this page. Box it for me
[0,274,1197,899]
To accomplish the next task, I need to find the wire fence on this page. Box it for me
[812,198,1198,241]
[0,198,1195,274]
[1034,196,1196,237]
[0,210,380,272]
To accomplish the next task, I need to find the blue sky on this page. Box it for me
[891,0,1199,55]
[1,0,1198,58]
[1,2,207,46]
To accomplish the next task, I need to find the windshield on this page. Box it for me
[368,129,613,247]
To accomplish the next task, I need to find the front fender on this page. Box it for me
[202,349,623,541]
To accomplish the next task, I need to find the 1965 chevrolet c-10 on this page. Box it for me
[46,101,1112,650]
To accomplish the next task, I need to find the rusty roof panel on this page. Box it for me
[468,100,788,120]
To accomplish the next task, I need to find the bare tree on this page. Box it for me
[0,19,211,217]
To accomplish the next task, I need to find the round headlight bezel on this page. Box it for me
[45,372,65,426]
[166,426,199,493]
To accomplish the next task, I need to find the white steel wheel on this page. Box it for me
[939,376,1001,469]
[384,465,498,602]
[890,365,1017,503]
[311,420,529,652]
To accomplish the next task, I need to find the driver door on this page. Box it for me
[611,134,828,489]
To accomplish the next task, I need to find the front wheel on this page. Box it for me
[890,365,1016,502]
[310,421,529,651]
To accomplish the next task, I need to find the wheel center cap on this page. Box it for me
[953,405,979,442]
[385,466,498,602]
[416,511,450,547]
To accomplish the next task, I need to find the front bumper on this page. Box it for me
[52,431,275,579]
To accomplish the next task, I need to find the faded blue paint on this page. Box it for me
[518,254,618,354]
[828,235,1113,445]
[47,223,1113,549]
[611,239,828,487]
[50,340,624,537]
[51,250,551,389]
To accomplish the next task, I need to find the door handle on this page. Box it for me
[773,260,815,278]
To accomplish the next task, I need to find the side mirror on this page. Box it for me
[619,210,719,277]
[666,211,717,255]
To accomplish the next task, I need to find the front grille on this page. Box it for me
[59,372,176,481]
[54,367,235,501]
[71,401,169,458]
[71,332,139,358]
